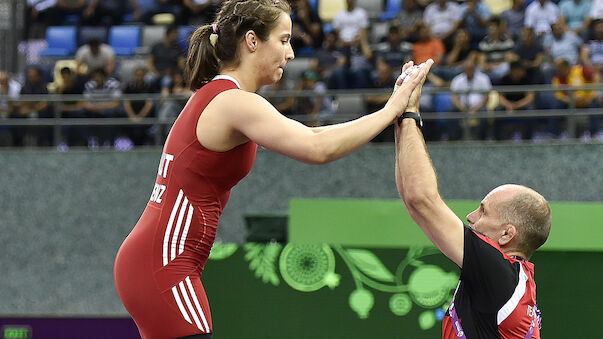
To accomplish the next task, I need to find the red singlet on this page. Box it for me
[114,76,257,339]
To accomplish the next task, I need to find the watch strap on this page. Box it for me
[397,111,423,128]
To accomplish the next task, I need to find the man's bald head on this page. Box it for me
[493,185,552,258]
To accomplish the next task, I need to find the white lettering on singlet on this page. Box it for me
[157,153,174,178]
[150,184,167,203]
[151,152,174,204]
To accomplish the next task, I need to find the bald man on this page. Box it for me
[394,62,551,338]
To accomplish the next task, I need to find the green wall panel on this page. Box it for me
[289,199,603,251]
[203,243,603,338]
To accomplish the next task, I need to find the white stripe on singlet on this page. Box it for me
[179,280,205,332]
[497,263,529,325]
[163,190,184,266]
[172,286,192,324]
[186,276,210,332]
[212,74,241,89]
[171,197,189,261]
[178,205,194,255]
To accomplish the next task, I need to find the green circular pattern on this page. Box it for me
[279,244,335,292]
[408,265,455,308]
[389,293,412,316]
[349,289,374,319]
[418,310,436,330]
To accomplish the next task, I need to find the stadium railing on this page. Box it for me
[0,84,601,146]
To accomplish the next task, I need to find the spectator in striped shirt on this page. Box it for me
[83,68,122,146]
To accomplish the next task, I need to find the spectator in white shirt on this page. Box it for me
[524,0,560,36]
[588,0,603,20]
[543,21,583,65]
[451,57,493,140]
[75,39,116,77]
[332,0,369,46]
[423,0,461,47]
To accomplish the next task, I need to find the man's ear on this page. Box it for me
[245,30,258,51]
[498,224,517,246]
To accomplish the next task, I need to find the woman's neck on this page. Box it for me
[219,69,259,92]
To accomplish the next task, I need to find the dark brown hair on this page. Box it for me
[186,0,291,90]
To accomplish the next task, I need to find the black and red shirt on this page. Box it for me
[443,226,541,338]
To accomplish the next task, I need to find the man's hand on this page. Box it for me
[405,59,434,112]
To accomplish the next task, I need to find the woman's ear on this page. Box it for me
[245,30,258,51]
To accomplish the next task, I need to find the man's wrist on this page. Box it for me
[397,111,423,128]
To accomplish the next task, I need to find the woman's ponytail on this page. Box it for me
[186,24,220,91]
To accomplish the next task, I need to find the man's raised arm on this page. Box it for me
[394,61,465,267]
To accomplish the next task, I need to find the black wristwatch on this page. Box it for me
[397,112,423,128]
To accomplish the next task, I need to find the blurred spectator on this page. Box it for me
[552,58,600,138]
[259,72,296,117]
[157,71,191,140]
[84,0,141,25]
[27,0,59,26]
[458,0,492,45]
[500,0,525,40]
[332,0,369,47]
[83,68,122,146]
[435,28,476,81]
[478,17,515,83]
[183,0,221,25]
[294,70,333,126]
[447,28,477,67]
[559,0,592,38]
[55,0,88,22]
[507,27,546,83]
[0,71,21,146]
[155,0,185,23]
[495,61,536,140]
[524,0,560,36]
[451,57,492,140]
[327,36,373,89]
[75,39,116,78]
[123,67,156,146]
[423,0,461,49]
[0,71,20,118]
[413,23,446,66]
[373,25,413,70]
[588,0,603,21]
[365,57,399,142]
[291,0,324,52]
[393,0,424,42]
[314,32,345,82]
[415,0,432,10]
[56,67,86,146]
[148,25,186,90]
[18,66,53,146]
[579,19,603,77]
[543,21,583,65]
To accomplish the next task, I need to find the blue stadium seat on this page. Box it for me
[178,26,196,52]
[109,26,141,56]
[137,0,158,12]
[78,26,108,46]
[380,0,402,21]
[40,26,78,57]
[323,23,334,34]
[296,47,316,57]
[63,14,80,25]
[435,93,454,113]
